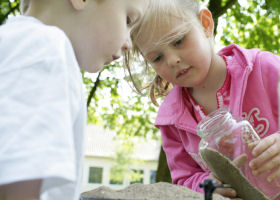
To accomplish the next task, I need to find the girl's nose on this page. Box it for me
[121,38,132,52]
[166,52,181,67]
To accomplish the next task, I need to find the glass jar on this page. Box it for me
[197,107,280,199]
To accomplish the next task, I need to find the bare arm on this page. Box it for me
[0,179,42,200]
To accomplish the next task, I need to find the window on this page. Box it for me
[88,167,103,184]
[130,169,144,184]
[150,170,156,184]
[109,168,124,185]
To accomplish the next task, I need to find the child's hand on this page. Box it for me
[249,133,280,183]
[218,134,234,159]
[209,174,242,200]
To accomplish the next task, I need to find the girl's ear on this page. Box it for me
[69,0,87,10]
[199,9,214,37]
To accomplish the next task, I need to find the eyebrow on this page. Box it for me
[144,32,187,58]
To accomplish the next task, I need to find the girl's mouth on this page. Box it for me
[176,67,191,78]
[112,55,120,61]
[104,55,120,65]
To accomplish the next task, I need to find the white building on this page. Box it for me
[82,124,161,192]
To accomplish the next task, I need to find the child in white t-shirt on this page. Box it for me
[0,0,149,200]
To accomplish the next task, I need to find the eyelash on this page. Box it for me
[151,36,185,63]
[127,16,132,26]
[152,55,163,63]
[173,36,185,47]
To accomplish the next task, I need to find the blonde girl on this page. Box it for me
[125,0,280,199]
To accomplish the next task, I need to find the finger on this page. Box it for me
[233,154,248,168]
[209,174,222,184]
[250,142,279,170]
[214,188,237,198]
[248,141,259,150]
[252,153,280,176]
[252,134,279,157]
[267,164,280,183]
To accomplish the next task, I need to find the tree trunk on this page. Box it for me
[87,71,102,109]
[156,145,171,183]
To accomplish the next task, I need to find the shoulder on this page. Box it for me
[0,16,83,98]
[1,16,76,68]
[27,18,74,61]
[0,16,81,80]
[155,86,198,130]
[222,44,280,79]
[155,86,188,125]
[1,16,69,46]
[254,51,280,87]
[155,86,182,125]
[219,44,260,68]
[219,44,280,68]
[256,51,280,71]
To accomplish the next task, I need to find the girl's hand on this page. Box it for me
[249,133,280,183]
[209,174,242,200]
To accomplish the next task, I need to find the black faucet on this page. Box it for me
[199,179,231,200]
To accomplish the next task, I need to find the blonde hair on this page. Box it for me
[125,0,201,106]
[20,0,30,14]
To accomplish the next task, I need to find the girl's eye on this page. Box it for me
[127,16,132,26]
[174,36,185,47]
[152,55,163,63]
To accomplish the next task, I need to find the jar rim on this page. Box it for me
[197,107,233,138]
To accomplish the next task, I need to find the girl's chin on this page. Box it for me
[81,62,103,73]
[104,61,112,65]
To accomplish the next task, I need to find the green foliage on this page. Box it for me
[0,0,20,25]
[264,0,280,15]
[109,137,144,184]
[220,0,280,53]
[86,62,159,140]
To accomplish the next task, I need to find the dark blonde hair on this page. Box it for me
[124,0,200,106]
[20,0,30,13]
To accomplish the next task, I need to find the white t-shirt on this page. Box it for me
[0,16,87,200]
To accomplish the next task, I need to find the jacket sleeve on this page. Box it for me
[159,125,210,193]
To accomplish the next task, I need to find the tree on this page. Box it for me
[221,0,280,53]
[0,0,20,25]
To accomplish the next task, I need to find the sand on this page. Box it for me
[80,182,230,200]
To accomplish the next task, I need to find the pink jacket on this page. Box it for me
[155,44,280,193]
